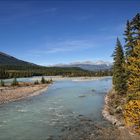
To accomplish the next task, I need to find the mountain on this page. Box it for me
[0,52,36,66]
[0,52,112,79]
[0,51,112,72]
[53,61,113,71]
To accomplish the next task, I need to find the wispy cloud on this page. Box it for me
[20,35,116,65]
[0,1,57,24]
[30,39,97,55]
[29,30,121,58]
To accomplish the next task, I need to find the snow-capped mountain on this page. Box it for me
[53,61,113,71]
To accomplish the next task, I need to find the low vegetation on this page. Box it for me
[11,78,19,86]
[0,77,53,88]
[34,80,39,85]
[0,80,5,87]
[41,77,53,84]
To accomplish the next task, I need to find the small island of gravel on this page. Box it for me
[0,77,53,105]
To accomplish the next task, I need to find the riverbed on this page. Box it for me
[0,77,120,140]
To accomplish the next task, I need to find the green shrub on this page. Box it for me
[41,77,46,84]
[0,80,5,87]
[11,78,19,86]
[50,78,53,83]
[45,79,53,84]
[34,80,39,85]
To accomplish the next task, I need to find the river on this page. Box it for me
[0,77,120,140]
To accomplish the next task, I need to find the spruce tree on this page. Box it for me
[124,13,140,58]
[11,78,19,86]
[0,80,5,87]
[124,13,140,95]
[41,77,46,84]
[131,13,140,40]
[124,20,134,58]
[34,80,39,85]
[127,40,140,98]
[112,38,126,94]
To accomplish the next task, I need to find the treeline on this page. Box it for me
[0,64,112,79]
[112,13,140,99]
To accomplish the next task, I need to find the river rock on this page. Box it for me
[115,105,122,113]
[102,95,124,127]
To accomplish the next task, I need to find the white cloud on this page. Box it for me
[50,60,112,66]
[31,39,97,55]
[0,5,57,23]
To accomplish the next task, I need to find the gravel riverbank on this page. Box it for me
[0,84,49,104]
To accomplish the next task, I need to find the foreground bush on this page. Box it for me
[124,100,140,134]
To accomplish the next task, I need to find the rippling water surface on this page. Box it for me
[0,77,112,140]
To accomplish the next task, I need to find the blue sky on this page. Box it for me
[0,0,140,65]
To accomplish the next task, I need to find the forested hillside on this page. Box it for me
[0,52,35,66]
[0,52,112,79]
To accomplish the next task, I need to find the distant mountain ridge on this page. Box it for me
[0,51,112,72]
[53,61,113,71]
[0,52,36,66]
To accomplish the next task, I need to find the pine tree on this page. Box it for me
[123,14,140,134]
[127,40,140,97]
[112,38,126,94]
[41,77,46,84]
[124,13,140,92]
[11,78,19,86]
[131,13,140,40]
[124,13,140,58]
[0,80,5,87]
[34,80,39,85]
[124,20,134,58]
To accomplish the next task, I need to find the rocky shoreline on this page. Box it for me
[102,92,140,140]
[102,94,124,127]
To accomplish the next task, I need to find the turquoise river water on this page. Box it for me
[0,77,114,140]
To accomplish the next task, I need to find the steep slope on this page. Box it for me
[0,52,35,66]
